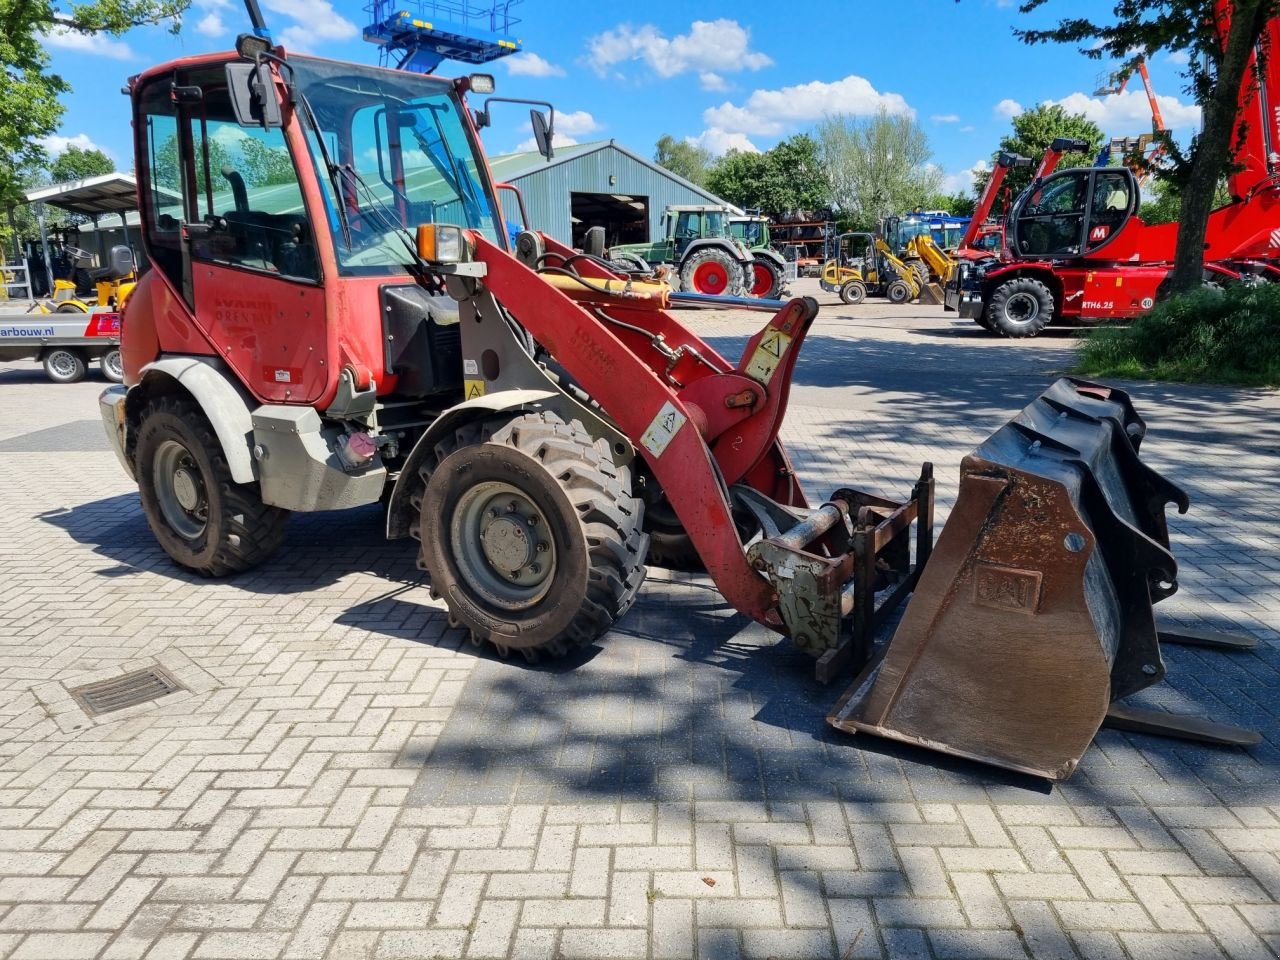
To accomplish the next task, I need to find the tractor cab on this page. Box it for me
[1007,166,1139,260]
[728,214,770,249]
[663,205,738,257]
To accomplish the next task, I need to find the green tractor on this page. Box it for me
[606,205,759,297]
[727,213,789,299]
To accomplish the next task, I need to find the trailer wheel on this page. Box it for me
[748,256,783,298]
[42,348,87,384]
[988,277,1054,338]
[100,349,124,383]
[681,248,743,296]
[886,280,912,304]
[839,279,867,305]
[418,412,648,660]
[135,396,289,576]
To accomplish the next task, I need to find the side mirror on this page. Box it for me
[226,61,282,129]
[583,226,605,258]
[530,109,554,161]
[108,244,135,277]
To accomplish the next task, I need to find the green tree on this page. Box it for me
[815,108,942,223]
[704,135,828,217]
[0,0,189,211]
[1018,0,1280,294]
[47,146,115,184]
[920,192,978,217]
[654,135,711,187]
[1141,176,1231,225]
[971,104,1104,199]
[240,138,296,186]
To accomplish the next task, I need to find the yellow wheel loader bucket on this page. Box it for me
[829,378,1197,781]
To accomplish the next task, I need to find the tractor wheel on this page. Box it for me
[42,348,87,384]
[417,412,648,660]
[886,280,912,304]
[987,277,1054,338]
[135,396,289,576]
[839,279,867,305]
[609,252,650,273]
[975,312,997,333]
[100,349,124,383]
[747,256,783,298]
[681,248,743,297]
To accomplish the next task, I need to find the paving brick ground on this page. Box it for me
[0,280,1277,959]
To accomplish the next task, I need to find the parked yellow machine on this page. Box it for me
[819,232,921,305]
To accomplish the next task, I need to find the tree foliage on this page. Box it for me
[972,104,1104,198]
[704,134,827,217]
[47,146,115,184]
[815,109,942,225]
[653,135,712,187]
[1017,0,1280,294]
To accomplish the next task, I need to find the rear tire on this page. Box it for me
[987,277,1054,338]
[681,248,743,297]
[417,412,648,660]
[135,396,288,576]
[43,348,87,384]
[100,349,124,383]
[839,279,867,305]
[886,280,912,304]
[748,256,783,298]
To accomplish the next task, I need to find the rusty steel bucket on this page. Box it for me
[828,377,1199,780]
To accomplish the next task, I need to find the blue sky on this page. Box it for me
[40,0,1204,195]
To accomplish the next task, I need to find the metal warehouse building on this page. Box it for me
[489,139,738,249]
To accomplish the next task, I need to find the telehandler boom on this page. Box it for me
[100,16,1259,781]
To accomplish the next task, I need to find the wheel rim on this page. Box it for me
[750,262,772,297]
[1004,291,1040,324]
[47,351,78,380]
[104,350,123,380]
[693,261,728,294]
[153,439,209,541]
[450,481,556,611]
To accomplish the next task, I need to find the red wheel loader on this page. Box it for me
[100,8,1259,782]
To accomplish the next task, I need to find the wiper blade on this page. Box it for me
[294,87,352,249]
[337,164,419,263]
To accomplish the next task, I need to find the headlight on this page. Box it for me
[417,224,468,263]
[469,73,495,94]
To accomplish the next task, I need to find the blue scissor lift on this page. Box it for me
[363,0,523,73]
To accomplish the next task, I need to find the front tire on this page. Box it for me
[417,412,648,660]
[987,277,1054,338]
[886,279,912,304]
[43,348,87,384]
[748,256,783,298]
[681,248,744,297]
[839,279,867,305]
[135,396,289,576]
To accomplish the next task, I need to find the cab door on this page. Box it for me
[1010,168,1138,260]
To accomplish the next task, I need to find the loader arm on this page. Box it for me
[960,152,1032,250]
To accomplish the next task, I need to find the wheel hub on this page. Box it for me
[172,467,201,512]
[481,516,534,573]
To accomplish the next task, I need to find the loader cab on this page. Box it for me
[1008,167,1138,259]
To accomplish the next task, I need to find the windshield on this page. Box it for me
[289,57,501,275]
[730,220,763,245]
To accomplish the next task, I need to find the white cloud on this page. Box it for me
[43,26,135,60]
[994,98,1024,119]
[699,71,727,91]
[195,12,226,36]
[38,133,111,158]
[703,75,912,137]
[960,124,976,133]
[505,52,565,77]
[555,110,600,136]
[1166,49,1191,66]
[586,19,771,79]
[931,113,961,123]
[266,0,357,51]
[941,158,990,194]
[686,128,758,156]
[1046,88,1201,130]
[515,133,579,152]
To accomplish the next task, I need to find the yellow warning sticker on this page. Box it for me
[640,401,686,458]
[744,329,793,385]
[464,378,486,400]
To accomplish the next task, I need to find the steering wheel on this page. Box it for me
[64,246,92,260]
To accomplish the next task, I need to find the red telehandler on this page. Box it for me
[99,2,1259,781]
[949,10,1280,338]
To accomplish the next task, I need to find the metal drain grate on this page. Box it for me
[69,667,185,716]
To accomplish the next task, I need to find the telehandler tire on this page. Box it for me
[418,412,648,660]
[135,396,289,576]
[839,279,867,305]
[42,348,86,384]
[886,280,912,304]
[987,277,1054,338]
[681,248,743,297]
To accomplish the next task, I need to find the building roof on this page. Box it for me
[486,139,739,211]
[25,173,139,216]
